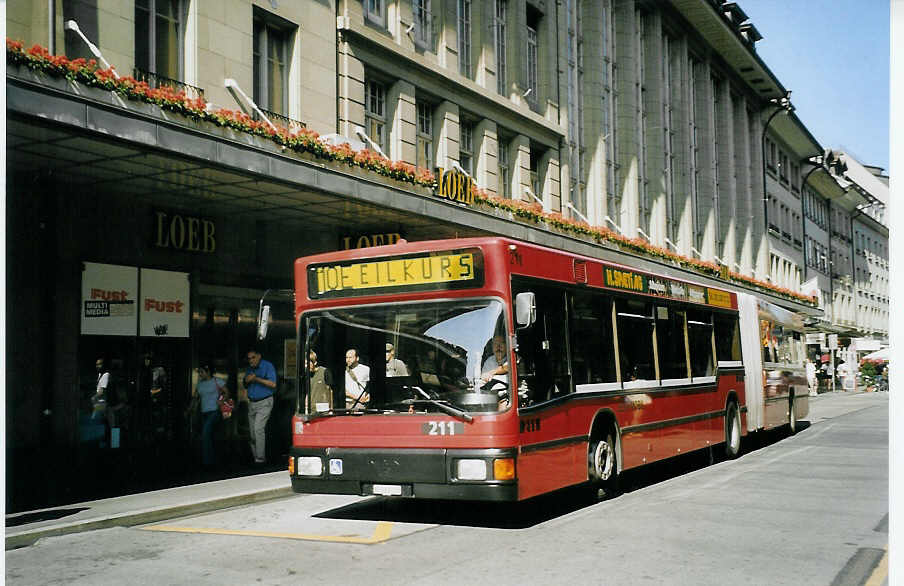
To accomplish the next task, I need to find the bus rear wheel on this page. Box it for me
[724,401,741,459]
[588,431,619,499]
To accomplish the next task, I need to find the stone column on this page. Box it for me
[511,134,531,202]
[434,100,460,171]
[475,119,498,195]
[388,79,416,165]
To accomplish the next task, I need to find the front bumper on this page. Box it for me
[289,446,518,501]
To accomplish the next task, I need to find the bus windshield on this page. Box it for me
[301,299,511,415]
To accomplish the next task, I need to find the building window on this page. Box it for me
[662,33,677,242]
[526,6,540,107]
[530,148,541,198]
[460,120,474,175]
[365,78,386,154]
[689,56,701,243]
[364,0,385,27]
[458,0,472,77]
[253,12,293,116]
[779,151,789,184]
[135,0,184,81]
[710,75,722,247]
[412,0,433,50]
[636,9,649,229]
[498,136,510,199]
[416,100,434,171]
[566,0,582,215]
[495,0,507,95]
[603,1,618,218]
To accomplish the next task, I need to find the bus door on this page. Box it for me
[512,281,581,498]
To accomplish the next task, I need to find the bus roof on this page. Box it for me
[295,236,738,310]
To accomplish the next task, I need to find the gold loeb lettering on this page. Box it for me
[315,253,475,295]
[155,211,216,253]
[435,168,475,206]
[341,233,402,250]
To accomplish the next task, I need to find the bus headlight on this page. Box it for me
[456,459,488,480]
[296,456,323,476]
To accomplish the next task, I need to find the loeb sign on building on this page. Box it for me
[81,263,189,337]
[433,167,475,206]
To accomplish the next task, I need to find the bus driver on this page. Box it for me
[480,335,510,390]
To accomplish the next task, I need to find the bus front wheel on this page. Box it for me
[724,401,742,459]
[588,431,619,498]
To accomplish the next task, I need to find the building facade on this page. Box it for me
[5,0,887,510]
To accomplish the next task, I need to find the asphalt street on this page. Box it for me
[5,391,889,585]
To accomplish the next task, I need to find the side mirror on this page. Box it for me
[515,292,536,328]
[257,305,271,340]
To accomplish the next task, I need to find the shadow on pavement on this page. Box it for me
[315,422,809,530]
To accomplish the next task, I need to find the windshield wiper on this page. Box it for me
[404,387,473,422]
[299,408,385,421]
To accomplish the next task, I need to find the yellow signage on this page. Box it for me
[434,168,476,206]
[706,288,733,308]
[313,253,475,296]
[605,267,645,292]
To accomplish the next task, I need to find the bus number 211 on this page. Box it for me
[422,421,464,435]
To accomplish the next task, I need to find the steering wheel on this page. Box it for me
[479,379,509,393]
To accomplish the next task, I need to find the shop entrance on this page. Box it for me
[194,285,296,467]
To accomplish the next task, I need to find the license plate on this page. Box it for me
[371,484,403,496]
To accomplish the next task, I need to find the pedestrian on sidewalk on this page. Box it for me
[192,363,228,468]
[244,348,277,464]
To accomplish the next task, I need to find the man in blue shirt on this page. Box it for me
[244,348,277,464]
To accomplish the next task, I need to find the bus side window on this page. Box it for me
[614,299,655,382]
[687,309,714,377]
[656,305,689,380]
[569,292,617,385]
[713,313,742,362]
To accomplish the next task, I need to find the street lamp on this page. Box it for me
[64,20,118,78]
[762,90,794,231]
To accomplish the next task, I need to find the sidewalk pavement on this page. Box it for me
[5,390,877,550]
[5,471,292,550]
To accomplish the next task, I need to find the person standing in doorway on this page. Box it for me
[244,348,277,464]
[192,363,228,468]
[91,357,110,420]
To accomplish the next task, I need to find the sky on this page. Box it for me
[742,1,890,172]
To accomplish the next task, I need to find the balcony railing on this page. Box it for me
[254,108,306,132]
[133,68,204,100]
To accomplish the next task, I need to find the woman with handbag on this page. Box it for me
[192,363,230,468]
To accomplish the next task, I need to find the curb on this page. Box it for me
[5,485,294,550]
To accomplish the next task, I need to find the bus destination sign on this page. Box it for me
[309,250,483,299]
[603,265,733,308]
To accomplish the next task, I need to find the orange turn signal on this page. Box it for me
[288,456,295,476]
[493,458,515,480]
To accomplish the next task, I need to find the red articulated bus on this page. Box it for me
[274,237,807,501]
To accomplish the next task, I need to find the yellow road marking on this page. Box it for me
[864,547,888,586]
[141,521,393,544]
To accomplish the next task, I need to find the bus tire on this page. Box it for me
[724,401,742,459]
[588,430,619,499]
[788,394,797,435]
